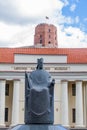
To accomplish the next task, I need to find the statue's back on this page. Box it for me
[25,58,55,124]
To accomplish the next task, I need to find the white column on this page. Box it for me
[11,80,20,126]
[61,80,69,127]
[83,83,86,127]
[76,81,84,127]
[0,79,6,126]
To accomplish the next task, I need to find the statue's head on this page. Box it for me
[37,58,43,69]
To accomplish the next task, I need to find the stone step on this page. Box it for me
[0,128,8,130]
[70,128,87,130]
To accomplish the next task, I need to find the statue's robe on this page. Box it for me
[25,69,54,124]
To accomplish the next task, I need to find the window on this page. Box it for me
[72,108,76,123]
[40,35,42,38]
[48,41,51,44]
[5,108,8,122]
[5,84,9,96]
[72,83,76,96]
[40,39,42,44]
[48,29,50,32]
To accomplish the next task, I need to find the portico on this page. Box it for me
[0,78,86,128]
[0,79,21,127]
[60,80,85,128]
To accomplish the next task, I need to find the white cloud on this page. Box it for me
[62,0,69,6]
[70,4,76,12]
[0,21,35,47]
[57,14,74,25]
[11,0,61,18]
[0,0,64,25]
[75,16,79,23]
[10,24,35,47]
[0,22,21,42]
[58,25,87,48]
[56,14,79,26]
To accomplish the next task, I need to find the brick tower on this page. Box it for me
[34,23,58,48]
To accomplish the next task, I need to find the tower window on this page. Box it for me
[5,108,8,122]
[40,35,42,38]
[72,108,76,123]
[5,84,9,96]
[72,83,76,96]
[48,41,51,44]
[48,29,50,32]
[40,39,42,44]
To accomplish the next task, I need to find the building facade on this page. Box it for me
[0,48,87,128]
[0,23,87,128]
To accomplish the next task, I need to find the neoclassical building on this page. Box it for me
[0,23,87,128]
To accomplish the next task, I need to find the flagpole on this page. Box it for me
[45,16,50,24]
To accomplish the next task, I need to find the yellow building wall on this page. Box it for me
[5,81,13,126]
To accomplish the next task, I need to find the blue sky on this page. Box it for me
[0,0,87,48]
[62,0,87,32]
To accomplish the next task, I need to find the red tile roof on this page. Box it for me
[0,48,87,63]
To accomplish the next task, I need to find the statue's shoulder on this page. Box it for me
[30,69,51,78]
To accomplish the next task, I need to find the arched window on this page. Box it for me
[48,29,50,32]
[40,39,42,44]
[48,41,51,44]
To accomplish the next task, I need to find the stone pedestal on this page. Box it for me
[9,124,67,130]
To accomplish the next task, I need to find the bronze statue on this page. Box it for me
[25,58,55,124]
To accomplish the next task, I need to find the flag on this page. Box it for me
[46,16,49,19]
